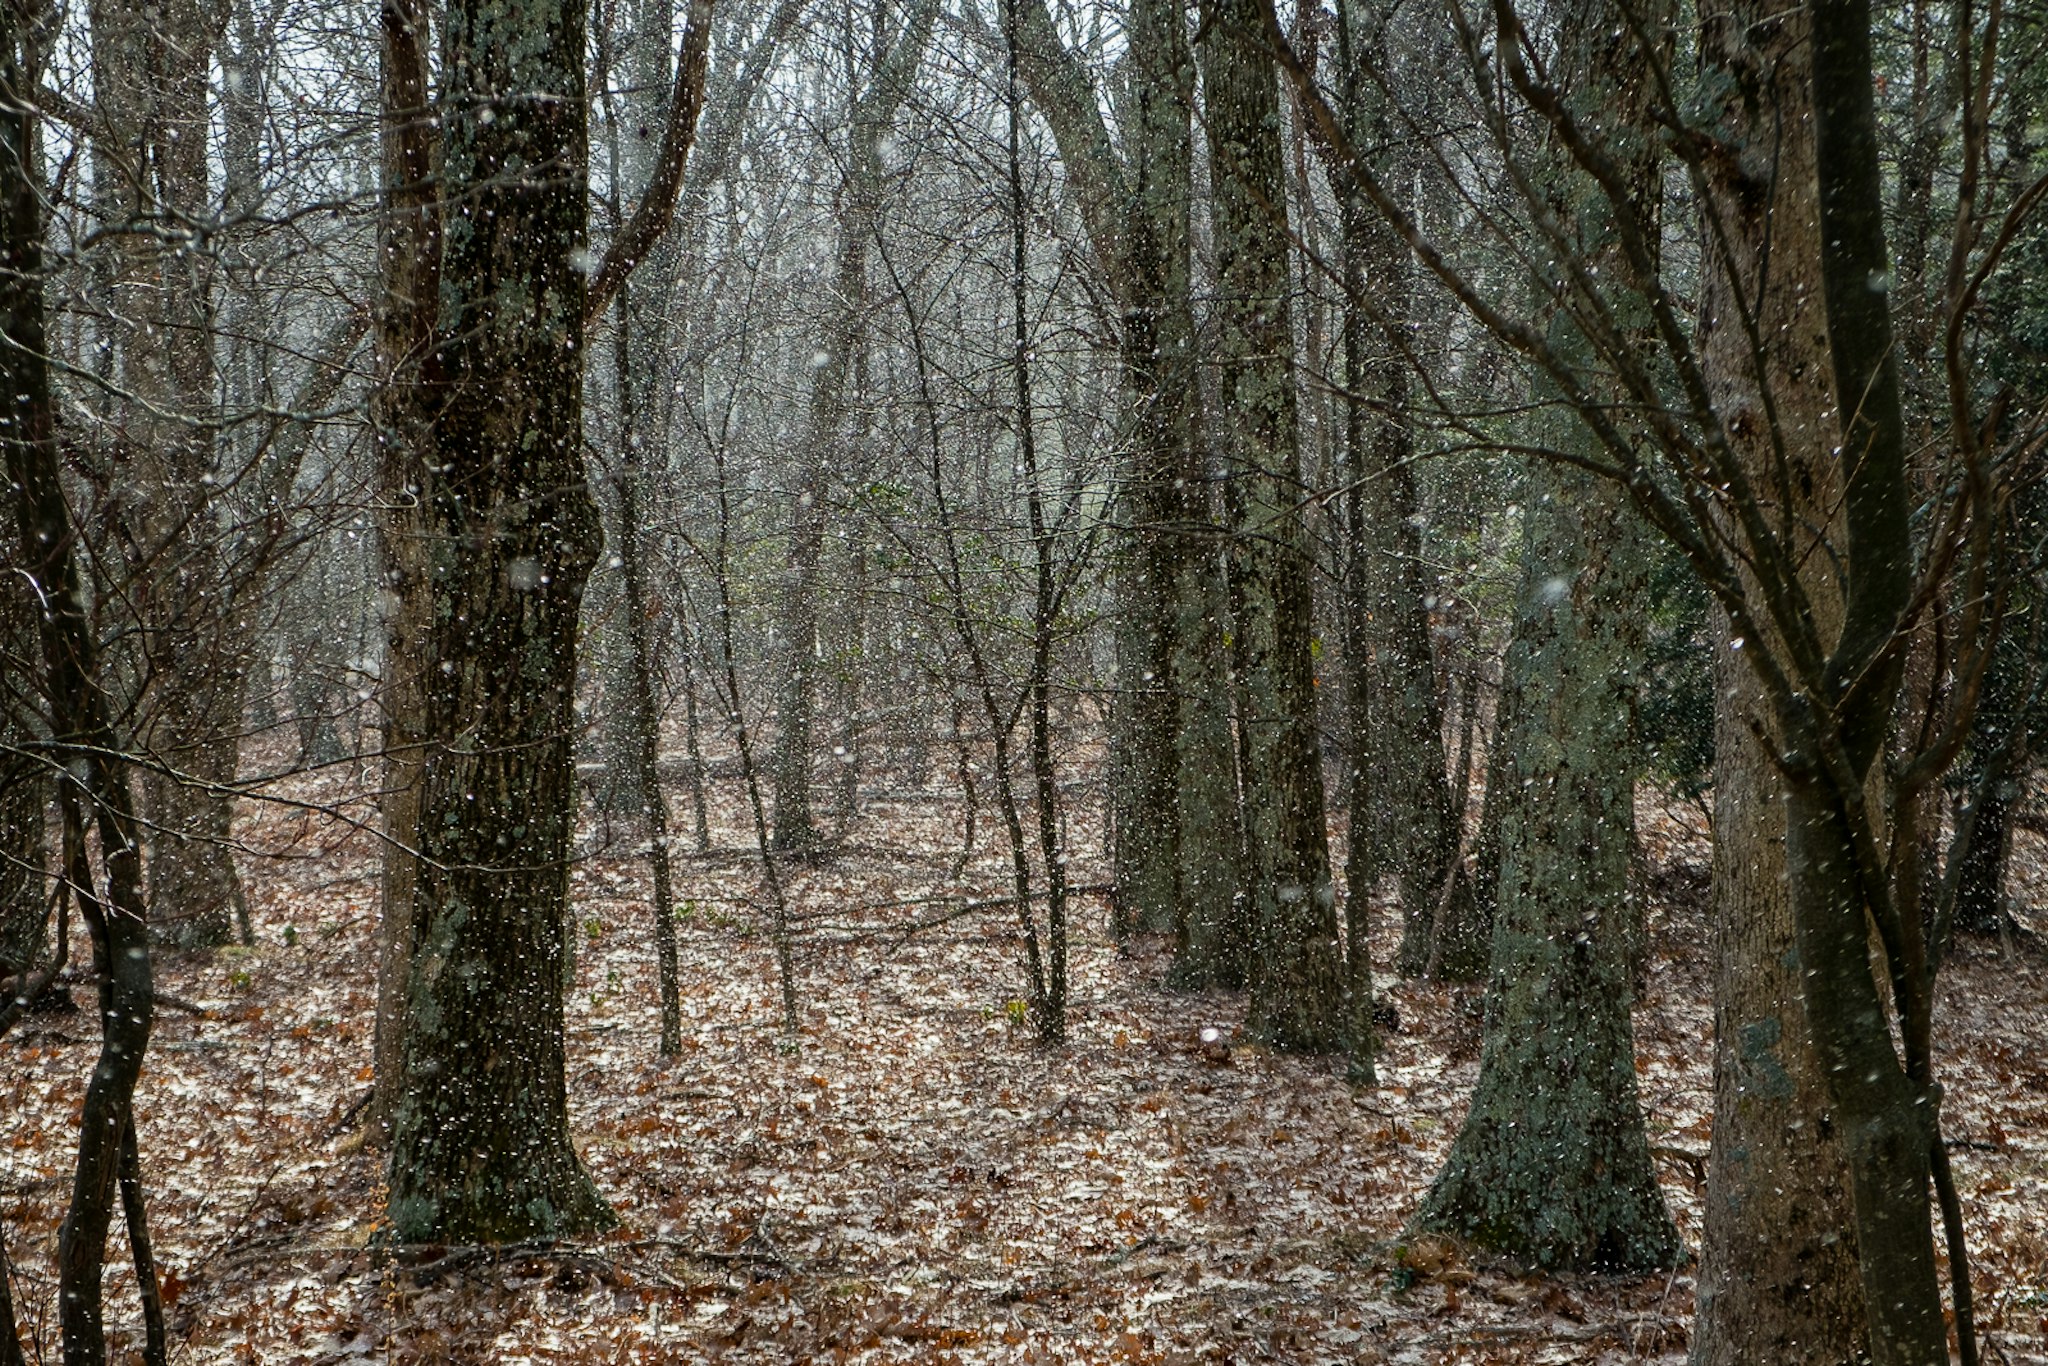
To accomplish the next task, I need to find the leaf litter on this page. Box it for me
[4,750,2046,1364]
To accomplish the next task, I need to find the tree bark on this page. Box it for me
[1415,461,1678,1270]
[369,0,437,1147]
[1951,764,2018,936]
[1199,0,1344,1051]
[1690,0,1869,1352]
[1414,0,1682,1266]
[1317,0,1476,983]
[611,290,684,1058]
[0,577,43,980]
[1128,0,1246,979]
[1007,0,1243,965]
[1789,2,1945,1356]
[3,25,158,1351]
[382,0,614,1242]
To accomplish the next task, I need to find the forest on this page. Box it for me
[0,0,2046,1356]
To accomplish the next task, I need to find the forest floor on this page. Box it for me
[5,746,2048,1365]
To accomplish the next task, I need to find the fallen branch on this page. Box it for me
[809,883,1112,946]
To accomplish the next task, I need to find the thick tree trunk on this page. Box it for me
[383,0,614,1242]
[1690,0,1868,1351]
[1693,637,1871,1364]
[1416,0,1681,1265]
[1167,536,1247,986]
[1198,0,1343,1051]
[1415,459,1677,1270]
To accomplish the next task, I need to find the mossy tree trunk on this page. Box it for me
[1414,464,1676,1270]
[1414,0,1680,1271]
[1198,0,1343,1051]
[382,0,614,1242]
[1129,0,1246,982]
[1414,453,1677,1272]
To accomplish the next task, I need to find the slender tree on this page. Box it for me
[768,0,935,853]
[3,11,160,1350]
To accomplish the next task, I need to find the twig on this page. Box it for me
[322,1089,374,1141]
[616,1237,789,1268]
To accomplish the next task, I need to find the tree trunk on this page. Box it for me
[369,0,437,1147]
[1198,0,1344,1051]
[1107,554,1177,936]
[1790,1,1946,1354]
[1005,0,1242,965]
[612,290,684,1058]
[1693,636,1872,1364]
[1008,11,1068,1041]
[1125,0,1246,979]
[1167,518,1248,987]
[1415,461,1678,1270]
[0,581,43,980]
[382,0,614,1242]
[682,644,712,852]
[1690,0,1869,1351]
[1319,0,1475,983]
[1414,0,1683,1265]
[1951,769,2016,935]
